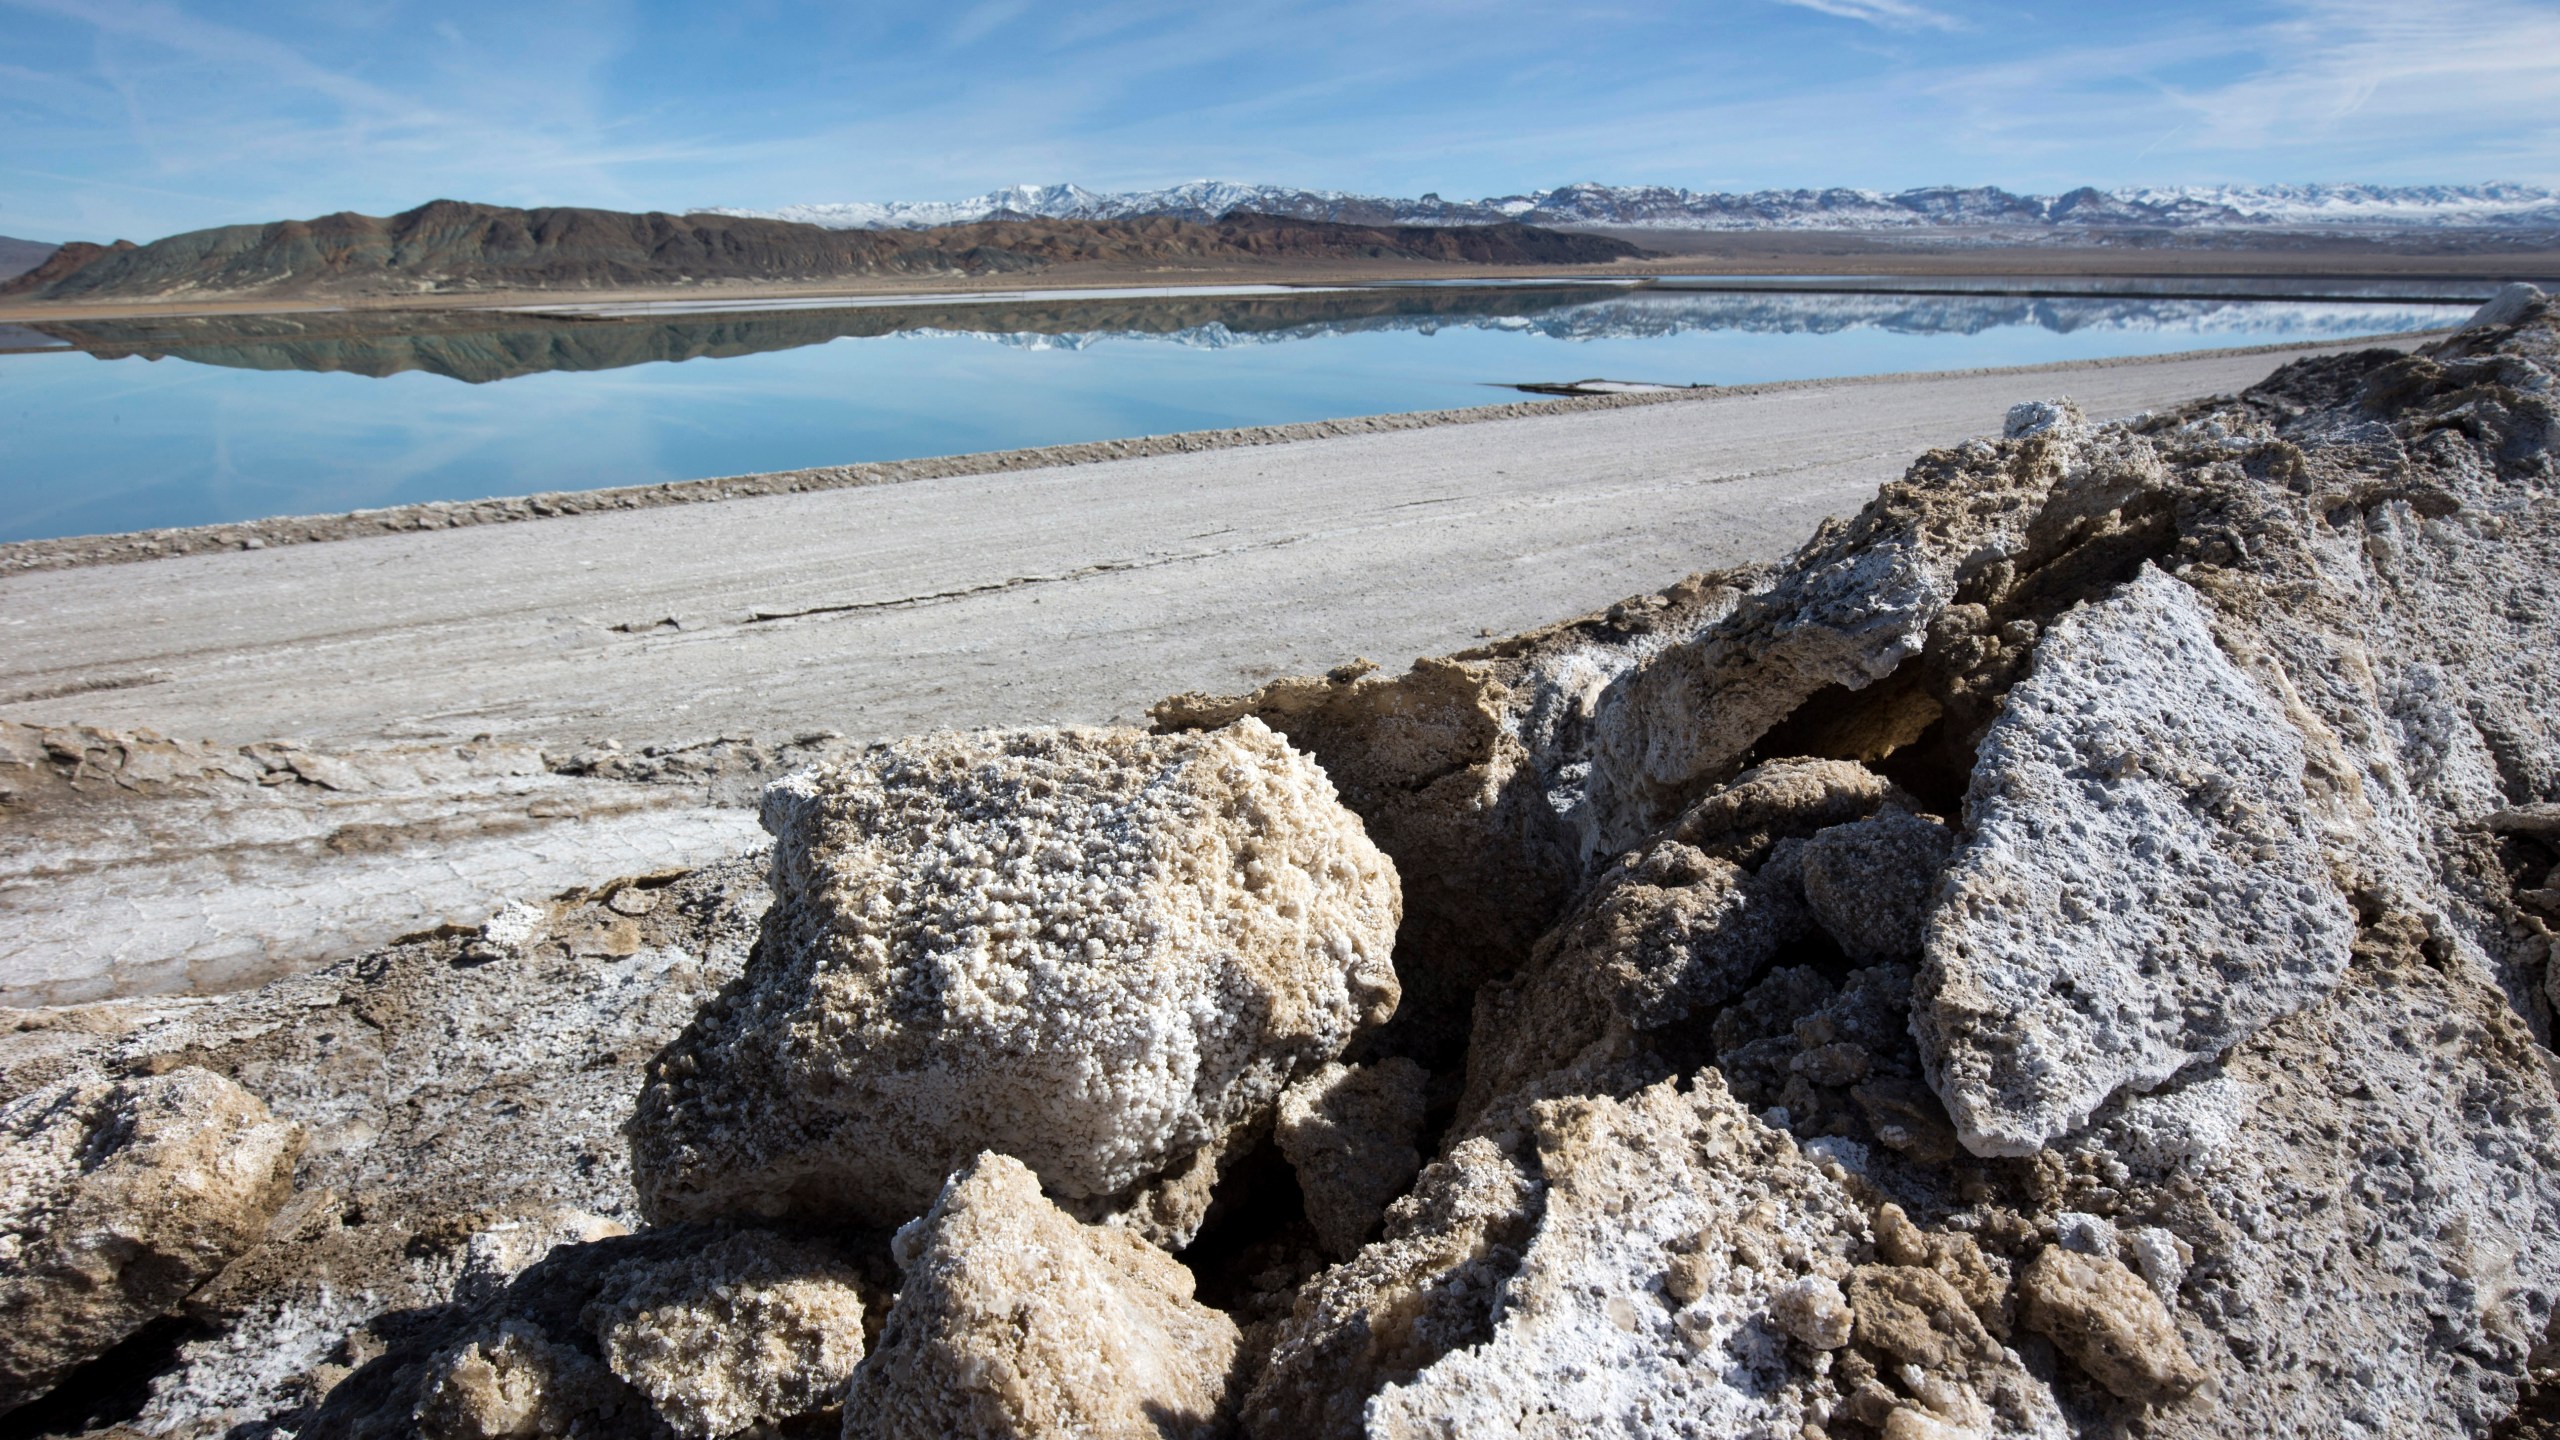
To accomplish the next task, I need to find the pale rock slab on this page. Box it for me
[0,1067,302,1412]
[631,721,1401,1244]
[1917,565,2356,1156]
[845,1152,1240,1440]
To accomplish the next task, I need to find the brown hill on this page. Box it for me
[0,200,1648,303]
[0,235,59,281]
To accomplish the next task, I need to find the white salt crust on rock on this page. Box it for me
[1917,565,2357,1156]
[0,1067,302,1412]
[1364,1075,2067,1440]
[585,1230,868,1438]
[630,720,1401,1244]
[846,1151,1240,1440]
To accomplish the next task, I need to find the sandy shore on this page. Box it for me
[1,337,2420,757]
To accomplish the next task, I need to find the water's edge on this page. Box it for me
[0,330,2443,575]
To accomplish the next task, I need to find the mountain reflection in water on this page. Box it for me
[25,286,2461,386]
[1,282,2471,544]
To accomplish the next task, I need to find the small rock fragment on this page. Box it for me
[2121,1226,2190,1305]
[412,1322,626,1440]
[1770,1274,1855,1349]
[1671,757,1902,864]
[1274,1059,1430,1259]
[473,900,549,960]
[1799,806,1955,959]
[1848,1265,1999,1371]
[2018,1246,2205,1404]
[2004,397,2089,441]
[847,1152,1240,1440]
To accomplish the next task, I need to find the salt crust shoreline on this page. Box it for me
[0,331,2447,575]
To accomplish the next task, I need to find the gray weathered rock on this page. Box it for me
[631,721,1401,1245]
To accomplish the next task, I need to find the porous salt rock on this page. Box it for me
[1273,1058,1429,1259]
[1916,565,2356,1156]
[629,721,1400,1245]
[1798,804,1955,960]
[1244,1132,1546,1439]
[0,1067,302,1413]
[304,1223,879,1440]
[585,1230,867,1438]
[846,1152,1239,1440]
[1361,1075,2065,1440]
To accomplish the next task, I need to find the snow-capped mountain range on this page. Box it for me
[702,181,2560,232]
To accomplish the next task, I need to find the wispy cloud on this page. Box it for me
[2161,0,2560,151]
[1770,0,1961,33]
[0,0,2551,243]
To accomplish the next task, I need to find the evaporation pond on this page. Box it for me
[0,283,2473,542]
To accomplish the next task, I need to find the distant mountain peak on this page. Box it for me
[703,181,2560,232]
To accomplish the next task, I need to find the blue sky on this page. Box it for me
[3,0,2556,243]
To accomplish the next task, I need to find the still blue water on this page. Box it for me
[0,284,2471,543]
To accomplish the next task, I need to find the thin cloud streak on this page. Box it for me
[1770,0,1962,33]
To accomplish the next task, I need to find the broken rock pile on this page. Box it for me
[0,285,2556,1437]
